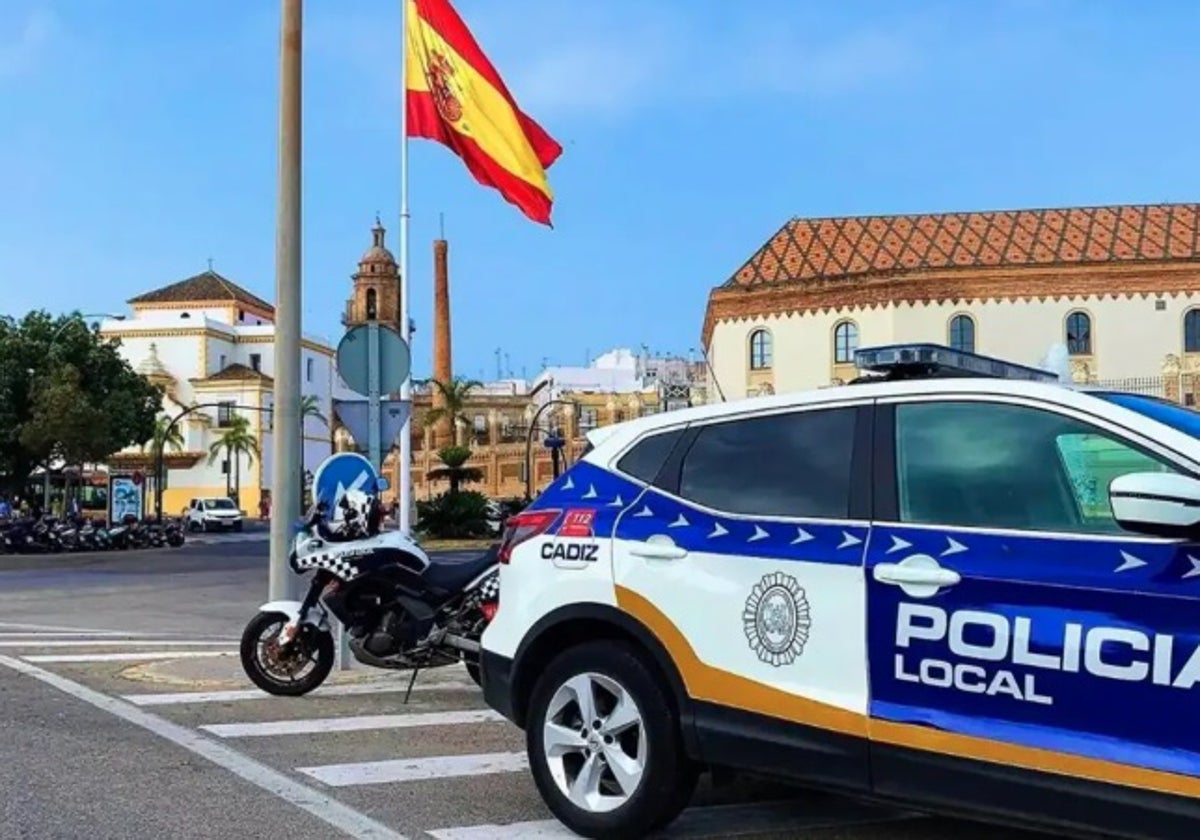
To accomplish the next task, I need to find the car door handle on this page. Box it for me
[873,556,961,597]
[629,540,688,560]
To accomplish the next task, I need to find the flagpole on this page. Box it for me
[397,0,413,534]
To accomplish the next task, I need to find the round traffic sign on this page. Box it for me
[336,324,411,396]
[311,452,379,508]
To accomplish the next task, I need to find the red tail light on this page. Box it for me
[497,509,560,564]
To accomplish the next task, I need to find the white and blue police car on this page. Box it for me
[479,342,1200,840]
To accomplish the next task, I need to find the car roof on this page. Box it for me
[582,376,1200,469]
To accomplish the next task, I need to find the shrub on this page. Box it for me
[426,445,483,495]
[495,496,527,522]
[417,490,493,539]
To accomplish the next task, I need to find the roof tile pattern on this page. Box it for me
[726,204,1200,287]
[129,270,274,312]
[201,363,273,383]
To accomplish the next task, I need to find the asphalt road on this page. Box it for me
[0,539,1056,840]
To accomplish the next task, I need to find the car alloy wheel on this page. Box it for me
[526,641,698,839]
[542,672,646,813]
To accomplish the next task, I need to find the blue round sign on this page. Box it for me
[311,452,379,509]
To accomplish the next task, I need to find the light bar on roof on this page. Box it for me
[853,343,1060,382]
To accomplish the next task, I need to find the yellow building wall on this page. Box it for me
[161,486,261,518]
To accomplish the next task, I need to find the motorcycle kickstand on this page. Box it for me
[402,666,422,705]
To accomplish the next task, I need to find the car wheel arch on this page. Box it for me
[508,602,700,757]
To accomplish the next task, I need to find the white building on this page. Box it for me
[100,269,344,515]
[702,203,1200,401]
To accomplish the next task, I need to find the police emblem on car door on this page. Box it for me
[743,572,812,667]
[610,403,874,776]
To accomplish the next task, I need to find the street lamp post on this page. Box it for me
[524,399,578,502]
[50,312,125,343]
[270,0,303,602]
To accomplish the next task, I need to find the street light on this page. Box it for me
[524,398,579,502]
[51,312,125,343]
[154,401,274,522]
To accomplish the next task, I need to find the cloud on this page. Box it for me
[475,4,925,119]
[0,7,57,79]
[304,1,924,123]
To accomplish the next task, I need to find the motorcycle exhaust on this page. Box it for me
[441,633,481,654]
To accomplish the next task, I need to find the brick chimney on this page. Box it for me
[431,237,453,447]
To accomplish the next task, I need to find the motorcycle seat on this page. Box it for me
[422,544,498,593]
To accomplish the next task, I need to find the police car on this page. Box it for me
[479,343,1200,840]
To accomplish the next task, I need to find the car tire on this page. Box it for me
[526,641,698,840]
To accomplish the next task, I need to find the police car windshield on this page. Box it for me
[1093,392,1200,439]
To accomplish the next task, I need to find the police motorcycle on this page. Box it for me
[239,477,500,697]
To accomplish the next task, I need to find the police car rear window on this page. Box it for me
[616,429,685,484]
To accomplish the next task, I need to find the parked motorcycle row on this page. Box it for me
[0,512,185,554]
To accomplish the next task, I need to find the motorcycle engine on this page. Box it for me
[362,607,422,657]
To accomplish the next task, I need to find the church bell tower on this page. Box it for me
[344,217,401,328]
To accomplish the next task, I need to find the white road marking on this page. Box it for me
[0,620,141,634]
[202,709,505,738]
[0,654,407,840]
[298,751,528,787]
[428,800,914,839]
[0,631,153,638]
[0,639,238,648]
[23,650,237,663]
[122,678,477,707]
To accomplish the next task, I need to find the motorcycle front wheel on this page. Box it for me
[240,610,334,697]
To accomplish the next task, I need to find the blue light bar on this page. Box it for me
[853,343,1060,383]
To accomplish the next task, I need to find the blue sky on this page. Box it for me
[4,1,1200,381]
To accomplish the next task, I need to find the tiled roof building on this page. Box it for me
[702,203,1200,399]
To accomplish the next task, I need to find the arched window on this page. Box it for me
[834,321,859,364]
[749,329,772,370]
[365,288,377,320]
[1185,310,1200,353]
[948,314,976,352]
[1065,311,1091,355]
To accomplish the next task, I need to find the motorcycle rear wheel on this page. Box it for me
[240,610,334,697]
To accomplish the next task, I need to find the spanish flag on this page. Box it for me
[405,0,563,226]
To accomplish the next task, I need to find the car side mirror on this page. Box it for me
[1110,472,1200,539]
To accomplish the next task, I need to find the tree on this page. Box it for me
[299,394,328,482]
[207,415,260,503]
[426,445,483,495]
[21,365,111,466]
[142,415,184,461]
[0,311,160,495]
[142,415,185,504]
[420,377,482,446]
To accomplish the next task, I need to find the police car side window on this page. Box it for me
[616,429,685,485]
[895,401,1180,533]
[677,408,856,518]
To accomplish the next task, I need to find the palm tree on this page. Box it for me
[421,377,482,446]
[299,394,328,486]
[427,445,484,495]
[207,415,260,504]
[142,416,184,506]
